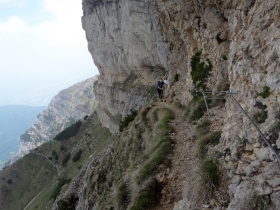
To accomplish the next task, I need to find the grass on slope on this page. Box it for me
[29,116,115,210]
[2,101,174,210]
[82,104,174,209]
[0,113,116,210]
[0,153,56,210]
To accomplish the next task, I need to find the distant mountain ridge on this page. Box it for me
[0,105,46,168]
[5,76,99,166]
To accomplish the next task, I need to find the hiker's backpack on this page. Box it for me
[157,81,161,88]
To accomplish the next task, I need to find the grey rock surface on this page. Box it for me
[81,0,280,208]
[271,191,280,209]
[227,181,254,209]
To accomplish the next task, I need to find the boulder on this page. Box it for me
[263,162,280,180]
[250,160,261,167]
[245,143,254,152]
[256,148,269,161]
[267,177,280,188]
[271,191,280,209]
[227,181,254,210]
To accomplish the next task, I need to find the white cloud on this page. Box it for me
[0,0,98,106]
[0,0,11,4]
[41,0,85,46]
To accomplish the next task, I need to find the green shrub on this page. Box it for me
[252,110,268,124]
[202,131,221,145]
[271,122,280,134]
[50,178,71,200]
[254,101,267,110]
[170,42,173,51]
[57,194,79,210]
[117,182,130,207]
[209,97,226,108]
[269,121,280,141]
[222,55,227,60]
[151,96,157,104]
[190,51,212,97]
[257,86,271,98]
[173,100,184,109]
[136,109,174,184]
[199,144,208,159]
[199,131,222,158]
[140,107,151,125]
[130,187,155,210]
[60,145,66,151]
[52,150,59,161]
[184,97,208,122]
[54,120,82,141]
[151,109,158,124]
[200,159,220,195]
[72,149,82,162]
[175,74,180,82]
[220,82,230,91]
[196,119,211,136]
[137,142,169,184]
[215,152,223,159]
[243,193,271,210]
[119,110,137,132]
[135,128,144,141]
[62,153,71,167]
[215,33,226,44]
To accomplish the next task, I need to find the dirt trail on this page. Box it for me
[151,101,228,210]
[23,186,47,210]
[152,102,198,210]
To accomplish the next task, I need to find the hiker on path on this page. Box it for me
[157,79,166,99]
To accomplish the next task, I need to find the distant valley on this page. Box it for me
[0,105,46,168]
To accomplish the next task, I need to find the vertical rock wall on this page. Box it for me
[82,0,233,133]
[82,0,280,208]
[82,0,280,157]
[82,0,170,133]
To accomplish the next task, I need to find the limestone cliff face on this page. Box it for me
[82,0,169,133]
[81,0,234,133]
[82,0,280,209]
[7,76,98,165]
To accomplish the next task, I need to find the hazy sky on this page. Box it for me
[0,0,99,106]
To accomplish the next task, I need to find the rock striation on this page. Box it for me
[5,76,98,165]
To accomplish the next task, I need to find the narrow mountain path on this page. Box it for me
[23,186,47,210]
[152,102,198,210]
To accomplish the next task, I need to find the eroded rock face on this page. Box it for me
[82,0,169,76]
[82,0,280,208]
[81,0,233,133]
[82,0,170,133]
[5,76,98,165]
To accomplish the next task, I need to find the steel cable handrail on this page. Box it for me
[194,88,280,165]
[226,91,280,164]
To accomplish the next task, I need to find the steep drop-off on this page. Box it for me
[5,76,98,166]
[1,0,280,209]
[81,0,280,209]
[0,105,46,168]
